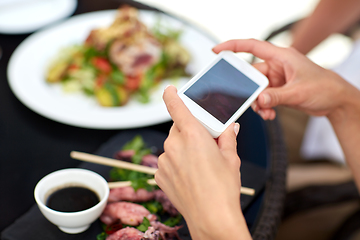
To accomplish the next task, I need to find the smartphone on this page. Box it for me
[178,50,269,138]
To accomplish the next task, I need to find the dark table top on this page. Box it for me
[0,0,287,239]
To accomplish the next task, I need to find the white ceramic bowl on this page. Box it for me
[34,168,109,234]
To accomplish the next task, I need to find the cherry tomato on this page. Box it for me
[125,74,142,91]
[92,57,112,73]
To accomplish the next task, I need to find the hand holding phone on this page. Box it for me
[178,51,269,138]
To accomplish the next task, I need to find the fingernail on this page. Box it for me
[234,123,240,136]
[262,93,270,105]
[251,102,257,111]
[164,85,171,91]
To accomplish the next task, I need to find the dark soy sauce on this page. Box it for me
[46,186,100,212]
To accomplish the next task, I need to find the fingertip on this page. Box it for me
[222,122,240,140]
[164,84,171,91]
[257,109,276,120]
[258,91,273,108]
[263,93,271,105]
[251,101,258,112]
[154,169,159,180]
[212,40,236,54]
[269,110,277,120]
[212,45,220,54]
[154,170,163,189]
[162,85,198,130]
[257,109,268,120]
[163,84,176,94]
[217,122,240,160]
[163,85,177,100]
[257,110,265,119]
[234,122,240,136]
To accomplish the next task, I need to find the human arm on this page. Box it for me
[213,38,360,190]
[291,0,360,54]
[326,87,360,189]
[155,86,252,240]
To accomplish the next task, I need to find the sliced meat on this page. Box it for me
[114,149,135,162]
[150,221,182,240]
[141,154,158,168]
[106,227,144,240]
[100,202,157,226]
[143,226,160,240]
[108,186,155,203]
[109,37,161,77]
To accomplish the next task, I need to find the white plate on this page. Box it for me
[0,0,77,34]
[8,9,219,129]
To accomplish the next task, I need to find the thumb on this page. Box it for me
[217,123,240,162]
[257,87,293,109]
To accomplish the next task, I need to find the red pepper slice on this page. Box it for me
[92,57,112,73]
[68,64,79,71]
[125,74,142,91]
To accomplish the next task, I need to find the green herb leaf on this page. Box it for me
[96,232,108,240]
[135,90,151,104]
[110,69,125,85]
[121,135,152,164]
[131,153,143,165]
[127,170,147,180]
[142,200,163,214]
[83,46,105,61]
[163,214,182,227]
[104,82,120,106]
[137,217,151,232]
[109,168,129,181]
[83,86,95,96]
[132,148,152,164]
[122,135,145,152]
[110,136,155,191]
[131,177,154,192]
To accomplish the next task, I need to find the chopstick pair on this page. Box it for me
[70,151,255,196]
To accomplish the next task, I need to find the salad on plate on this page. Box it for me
[46,5,191,107]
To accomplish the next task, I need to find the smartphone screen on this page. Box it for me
[184,59,259,124]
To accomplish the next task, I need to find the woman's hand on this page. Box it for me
[214,38,360,196]
[155,85,251,240]
[213,39,353,120]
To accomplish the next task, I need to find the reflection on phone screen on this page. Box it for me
[184,59,259,124]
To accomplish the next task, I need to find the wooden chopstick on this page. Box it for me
[108,178,255,196]
[71,151,255,196]
[70,151,157,175]
[241,187,255,196]
[108,179,157,189]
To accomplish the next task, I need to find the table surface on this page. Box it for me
[0,0,286,238]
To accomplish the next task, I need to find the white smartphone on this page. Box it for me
[178,50,269,138]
